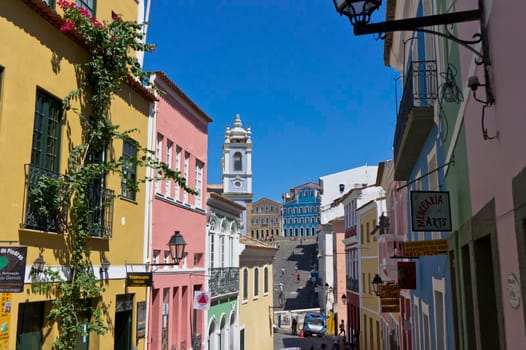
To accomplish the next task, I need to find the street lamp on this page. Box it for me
[99,258,110,276]
[333,0,381,25]
[341,293,347,305]
[31,256,45,276]
[168,231,186,264]
[150,231,187,266]
[372,273,383,296]
[332,0,494,105]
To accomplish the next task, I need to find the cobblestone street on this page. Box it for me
[271,237,345,349]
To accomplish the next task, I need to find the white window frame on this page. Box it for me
[253,267,259,299]
[422,301,431,350]
[432,277,447,350]
[263,265,269,295]
[155,134,163,194]
[209,234,215,269]
[242,267,249,303]
[220,235,225,268]
[195,160,203,208]
[175,147,181,200]
[414,296,421,350]
[183,152,189,203]
[165,140,173,197]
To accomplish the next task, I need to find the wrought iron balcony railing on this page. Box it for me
[87,183,114,238]
[209,267,239,298]
[24,164,114,237]
[347,277,359,293]
[24,164,63,232]
[393,60,438,180]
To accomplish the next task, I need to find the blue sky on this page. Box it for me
[144,0,397,202]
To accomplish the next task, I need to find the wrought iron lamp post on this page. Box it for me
[149,231,187,267]
[372,273,383,296]
[332,0,494,104]
[31,256,45,275]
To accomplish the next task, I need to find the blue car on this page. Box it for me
[302,312,326,337]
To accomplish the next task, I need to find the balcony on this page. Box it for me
[24,164,114,237]
[87,183,114,238]
[24,164,63,232]
[393,60,438,181]
[346,277,359,293]
[209,267,239,298]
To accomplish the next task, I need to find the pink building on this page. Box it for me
[148,72,212,350]
[457,0,526,347]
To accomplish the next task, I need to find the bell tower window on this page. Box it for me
[233,152,242,171]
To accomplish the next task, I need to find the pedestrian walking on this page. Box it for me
[296,272,300,282]
[291,317,298,335]
[338,320,345,337]
[281,267,285,276]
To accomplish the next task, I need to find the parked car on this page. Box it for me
[302,312,326,337]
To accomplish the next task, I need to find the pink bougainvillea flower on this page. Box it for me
[57,0,75,9]
[111,12,121,22]
[78,7,92,19]
[60,20,75,32]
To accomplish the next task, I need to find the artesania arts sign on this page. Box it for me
[410,191,452,232]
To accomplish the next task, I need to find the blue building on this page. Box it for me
[383,2,455,349]
[282,182,321,237]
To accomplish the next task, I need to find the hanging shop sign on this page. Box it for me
[0,246,27,293]
[402,239,448,258]
[193,291,211,310]
[126,272,152,287]
[410,191,452,231]
[379,284,400,313]
[397,262,416,289]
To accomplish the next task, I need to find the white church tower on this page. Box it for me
[222,114,253,233]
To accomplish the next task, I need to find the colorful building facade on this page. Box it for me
[247,198,282,240]
[206,192,244,350]
[282,182,321,237]
[357,199,385,350]
[0,1,153,348]
[238,235,277,350]
[148,72,212,350]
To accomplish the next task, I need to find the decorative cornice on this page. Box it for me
[153,72,213,123]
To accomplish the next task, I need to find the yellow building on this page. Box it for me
[0,1,152,349]
[246,198,282,240]
[238,235,277,350]
[358,199,384,350]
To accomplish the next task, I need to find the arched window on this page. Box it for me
[208,319,217,350]
[254,267,259,297]
[209,234,215,268]
[233,152,242,171]
[220,235,225,267]
[229,313,236,350]
[264,266,269,294]
[243,268,248,301]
